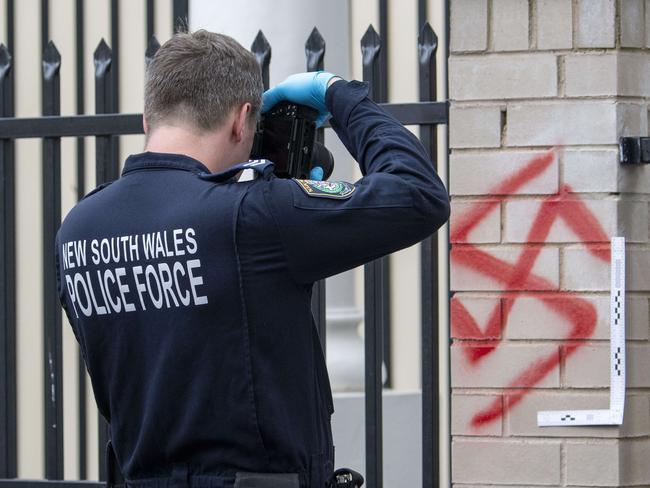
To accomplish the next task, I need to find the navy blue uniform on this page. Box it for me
[55,80,449,487]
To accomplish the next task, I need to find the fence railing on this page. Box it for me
[0,19,447,488]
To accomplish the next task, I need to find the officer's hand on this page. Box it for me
[262,71,339,127]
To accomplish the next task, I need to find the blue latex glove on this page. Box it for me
[309,166,324,181]
[262,71,338,127]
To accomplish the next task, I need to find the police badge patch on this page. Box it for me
[293,179,356,199]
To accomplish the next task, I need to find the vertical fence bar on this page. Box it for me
[74,0,87,478]
[110,0,120,112]
[94,39,116,184]
[305,27,327,355]
[41,0,49,52]
[364,9,392,384]
[75,0,86,201]
[378,0,389,103]
[361,25,383,488]
[6,0,14,54]
[376,8,392,388]
[110,0,121,174]
[418,0,428,32]
[173,0,189,33]
[251,31,271,90]
[42,40,64,480]
[418,22,439,488]
[94,39,114,481]
[363,24,392,384]
[0,44,17,479]
[1,6,16,479]
[444,1,452,483]
[146,0,155,44]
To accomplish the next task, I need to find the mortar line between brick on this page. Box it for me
[452,143,620,152]
[453,338,612,346]
[561,441,567,486]
[448,290,649,299]
[641,0,649,49]
[455,437,647,448]
[487,0,494,52]
[450,290,613,297]
[572,0,578,48]
[616,0,622,48]
[452,435,566,444]
[499,108,507,147]
[529,0,537,50]
[558,246,566,292]
[452,387,615,395]
[450,47,629,56]
[499,200,505,245]
[500,394,508,437]
[451,145,617,154]
[558,340,560,388]
[558,147,565,188]
[452,47,650,58]
[558,54,566,98]
[451,94,648,104]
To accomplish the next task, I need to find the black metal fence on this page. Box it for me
[0,3,447,488]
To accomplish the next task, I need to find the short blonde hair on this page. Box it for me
[144,30,263,132]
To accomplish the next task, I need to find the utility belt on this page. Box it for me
[106,441,364,488]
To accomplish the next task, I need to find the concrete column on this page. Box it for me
[190,0,366,392]
[449,0,650,485]
[326,272,364,391]
[190,0,351,85]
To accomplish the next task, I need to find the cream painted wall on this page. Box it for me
[15,0,45,478]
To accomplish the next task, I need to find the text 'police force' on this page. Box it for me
[60,228,208,318]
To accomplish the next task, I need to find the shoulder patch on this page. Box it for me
[292,179,356,199]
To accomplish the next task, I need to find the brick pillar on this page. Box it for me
[449,0,650,485]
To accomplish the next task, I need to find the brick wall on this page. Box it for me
[449,0,650,486]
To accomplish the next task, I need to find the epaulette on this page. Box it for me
[80,181,113,201]
[198,159,275,183]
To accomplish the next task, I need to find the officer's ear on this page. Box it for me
[232,102,252,143]
[142,115,149,135]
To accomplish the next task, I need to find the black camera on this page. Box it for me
[250,102,334,180]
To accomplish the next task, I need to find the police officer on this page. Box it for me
[55,30,449,488]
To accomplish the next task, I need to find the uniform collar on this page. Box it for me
[122,152,211,176]
[122,152,277,183]
[121,153,275,182]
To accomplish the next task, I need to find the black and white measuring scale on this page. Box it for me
[537,237,626,427]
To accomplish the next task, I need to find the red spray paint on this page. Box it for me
[450,150,610,428]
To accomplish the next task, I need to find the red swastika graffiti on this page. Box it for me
[451,150,610,428]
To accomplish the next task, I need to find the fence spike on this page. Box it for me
[360,24,381,65]
[361,25,381,100]
[251,30,271,65]
[0,44,11,80]
[43,41,61,81]
[418,22,438,62]
[145,36,160,67]
[418,21,437,103]
[94,39,112,78]
[417,21,440,488]
[305,27,325,72]
[251,30,271,89]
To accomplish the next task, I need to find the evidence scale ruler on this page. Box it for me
[537,237,626,427]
